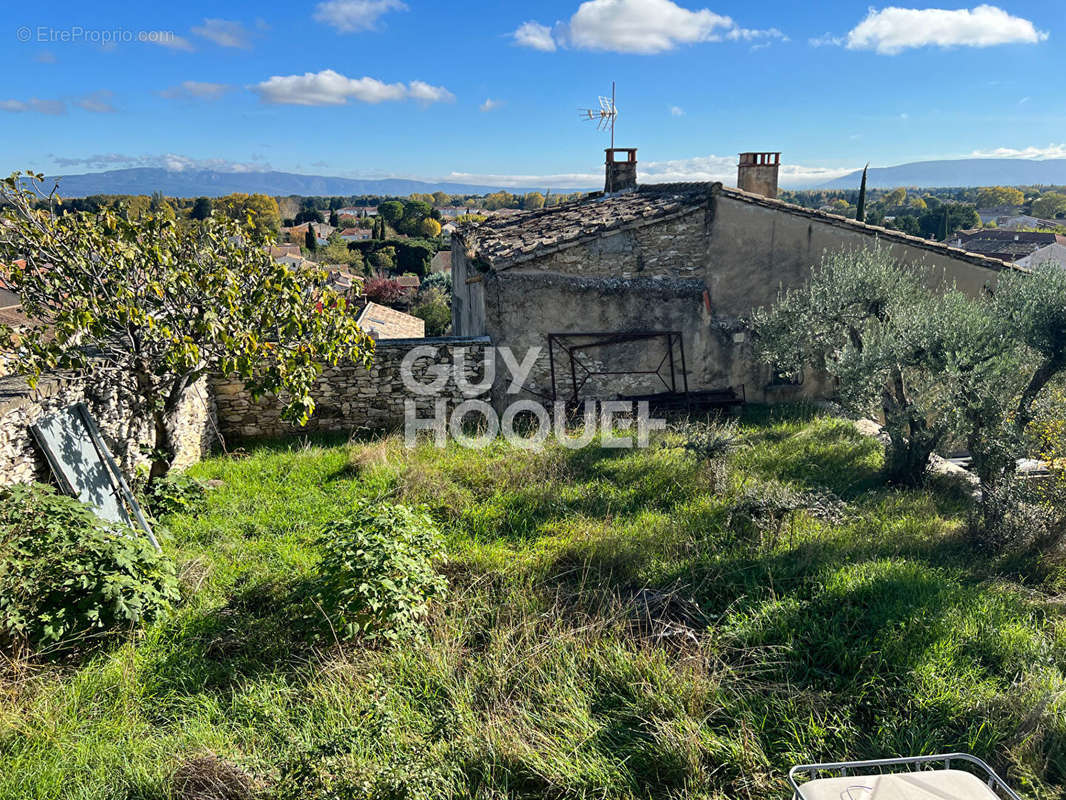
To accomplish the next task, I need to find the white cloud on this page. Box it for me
[76,90,117,113]
[845,5,1048,55]
[443,170,599,189]
[727,26,788,43]
[251,70,452,106]
[313,0,407,32]
[514,0,785,54]
[51,153,272,173]
[0,98,66,115]
[254,71,406,105]
[968,144,1066,160]
[669,105,684,116]
[480,98,503,112]
[3,91,114,115]
[192,19,255,49]
[146,32,195,52]
[408,80,455,104]
[569,0,735,53]
[641,154,855,187]
[513,21,557,51]
[159,81,232,101]
[808,32,843,47]
[443,154,855,189]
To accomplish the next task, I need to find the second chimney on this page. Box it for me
[605,148,637,193]
[737,152,780,198]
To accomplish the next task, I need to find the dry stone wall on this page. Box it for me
[0,337,492,487]
[0,372,216,486]
[211,336,492,440]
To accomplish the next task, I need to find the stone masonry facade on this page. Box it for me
[211,336,491,440]
[517,209,708,279]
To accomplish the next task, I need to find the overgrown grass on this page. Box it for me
[3,406,1066,799]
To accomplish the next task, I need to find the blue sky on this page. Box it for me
[1,0,1063,188]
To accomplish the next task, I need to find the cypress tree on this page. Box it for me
[856,163,868,224]
[305,226,318,252]
[938,206,949,241]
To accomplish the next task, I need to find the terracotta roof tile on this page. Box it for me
[356,301,425,339]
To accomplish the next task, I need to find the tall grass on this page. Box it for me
[1,408,1065,799]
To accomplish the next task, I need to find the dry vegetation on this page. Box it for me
[1,405,1065,799]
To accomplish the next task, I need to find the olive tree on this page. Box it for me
[0,173,372,480]
[938,264,1066,495]
[756,246,1066,541]
[753,247,949,486]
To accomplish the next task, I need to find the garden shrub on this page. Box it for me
[313,501,447,642]
[139,471,208,519]
[275,729,461,800]
[728,480,848,550]
[968,478,1065,552]
[0,483,179,650]
[661,418,739,493]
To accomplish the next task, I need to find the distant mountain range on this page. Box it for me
[30,157,1066,199]
[819,158,1066,190]
[33,168,546,198]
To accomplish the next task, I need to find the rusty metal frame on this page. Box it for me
[547,330,689,407]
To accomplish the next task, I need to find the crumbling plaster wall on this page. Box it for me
[480,272,712,403]
[707,194,1005,317]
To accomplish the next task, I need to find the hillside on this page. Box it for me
[34,167,546,199]
[821,158,1066,190]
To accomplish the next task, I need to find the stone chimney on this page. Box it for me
[737,152,780,199]
[605,148,637,193]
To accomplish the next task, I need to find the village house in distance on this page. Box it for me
[452,148,1017,405]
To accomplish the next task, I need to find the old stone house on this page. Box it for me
[452,150,1016,405]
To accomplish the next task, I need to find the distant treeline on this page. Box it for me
[781,184,1066,239]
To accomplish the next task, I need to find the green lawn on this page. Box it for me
[2,406,1066,799]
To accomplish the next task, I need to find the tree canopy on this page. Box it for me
[976,186,1025,209]
[0,173,371,479]
[215,193,281,241]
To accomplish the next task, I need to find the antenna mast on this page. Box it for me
[579,81,618,146]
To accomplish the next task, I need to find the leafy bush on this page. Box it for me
[409,287,451,336]
[275,728,461,800]
[666,418,738,462]
[0,483,179,650]
[362,276,405,306]
[661,418,739,492]
[313,502,446,642]
[968,478,1066,552]
[728,480,849,549]
[420,270,452,295]
[139,472,207,519]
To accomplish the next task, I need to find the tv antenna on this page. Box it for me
[580,81,618,149]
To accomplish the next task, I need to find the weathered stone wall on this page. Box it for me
[212,336,492,440]
[479,273,711,403]
[517,208,709,278]
[454,185,1011,406]
[0,372,216,486]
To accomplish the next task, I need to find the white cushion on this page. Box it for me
[796,769,1000,800]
